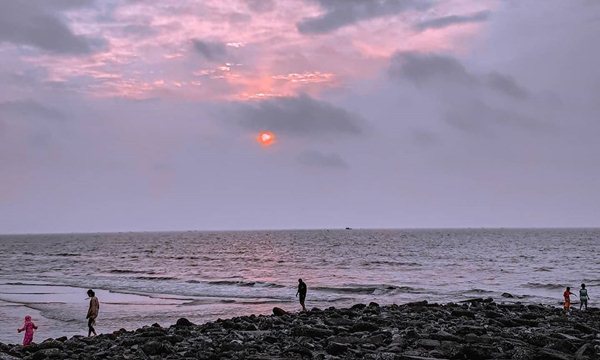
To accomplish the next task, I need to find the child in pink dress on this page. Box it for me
[17,315,38,346]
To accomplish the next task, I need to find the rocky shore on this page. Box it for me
[1,299,599,359]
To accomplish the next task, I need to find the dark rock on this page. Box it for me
[324,317,354,326]
[0,301,597,360]
[451,309,476,319]
[453,344,494,359]
[406,300,428,307]
[350,322,379,333]
[175,318,194,327]
[417,339,441,349]
[292,325,334,338]
[141,341,173,356]
[32,348,63,360]
[351,303,366,310]
[431,330,461,342]
[502,292,515,298]
[0,353,20,360]
[272,307,288,316]
[328,335,360,344]
[574,322,598,334]
[534,348,572,360]
[326,342,348,355]
[368,302,380,308]
[285,344,314,358]
[363,333,389,346]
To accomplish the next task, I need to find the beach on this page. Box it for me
[1,299,599,359]
[0,229,598,343]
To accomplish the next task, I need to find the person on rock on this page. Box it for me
[17,315,38,346]
[86,289,100,336]
[579,284,590,311]
[296,278,307,311]
[563,286,577,313]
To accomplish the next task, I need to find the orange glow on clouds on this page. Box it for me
[257,131,276,147]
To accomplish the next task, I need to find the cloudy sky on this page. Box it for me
[1,0,599,233]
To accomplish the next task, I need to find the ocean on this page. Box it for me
[0,228,597,344]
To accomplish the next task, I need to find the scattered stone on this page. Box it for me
[0,300,598,360]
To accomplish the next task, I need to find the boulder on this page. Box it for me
[272,307,288,316]
[175,318,194,327]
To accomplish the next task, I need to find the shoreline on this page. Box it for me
[1,298,599,359]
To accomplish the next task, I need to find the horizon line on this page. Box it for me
[1,226,600,236]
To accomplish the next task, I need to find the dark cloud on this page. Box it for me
[297,0,430,34]
[234,94,362,136]
[485,72,529,99]
[298,150,348,168]
[389,52,475,85]
[389,52,535,132]
[246,0,275,13]
[0,1,103,54]
[390,52,528,99]
[192,40,228,61]
[415,10,490,31]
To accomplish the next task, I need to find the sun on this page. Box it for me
[257,131,276,146]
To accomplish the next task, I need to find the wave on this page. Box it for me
[362,260,421,267]
[202,280,285,288]
[312,284,417,295]
[465,288,495,294]
[109,269,152,274]
[135,276,178,281]
[52,253,80,257]
[525,282,564,290]
[218,299,293,305]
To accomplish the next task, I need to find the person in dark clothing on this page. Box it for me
[580,284,590,310]
[296,278,307,311]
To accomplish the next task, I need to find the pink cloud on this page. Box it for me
[17,0,494,100]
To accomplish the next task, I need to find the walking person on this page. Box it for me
[296,278,307,312]
[86,289,100,337]
[17,315,38,346]
[580,284,590,311]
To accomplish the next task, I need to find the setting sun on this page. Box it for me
[257,131,275,146]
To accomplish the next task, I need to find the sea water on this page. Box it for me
[0,228,598,343]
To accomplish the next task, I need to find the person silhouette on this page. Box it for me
[86,289,100,336]
[580,284,590,311]
[296,278,307,311]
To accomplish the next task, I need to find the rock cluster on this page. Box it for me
[1,299,599,359]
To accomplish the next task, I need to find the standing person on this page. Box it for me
[296,278,307,312]
[17,315,38,346]
[580,284,590,311]
[86,289,100,337]
[563,286,577,313]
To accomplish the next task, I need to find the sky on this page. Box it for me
[1,0,599,234]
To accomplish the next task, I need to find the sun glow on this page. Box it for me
[257,131,276,146]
